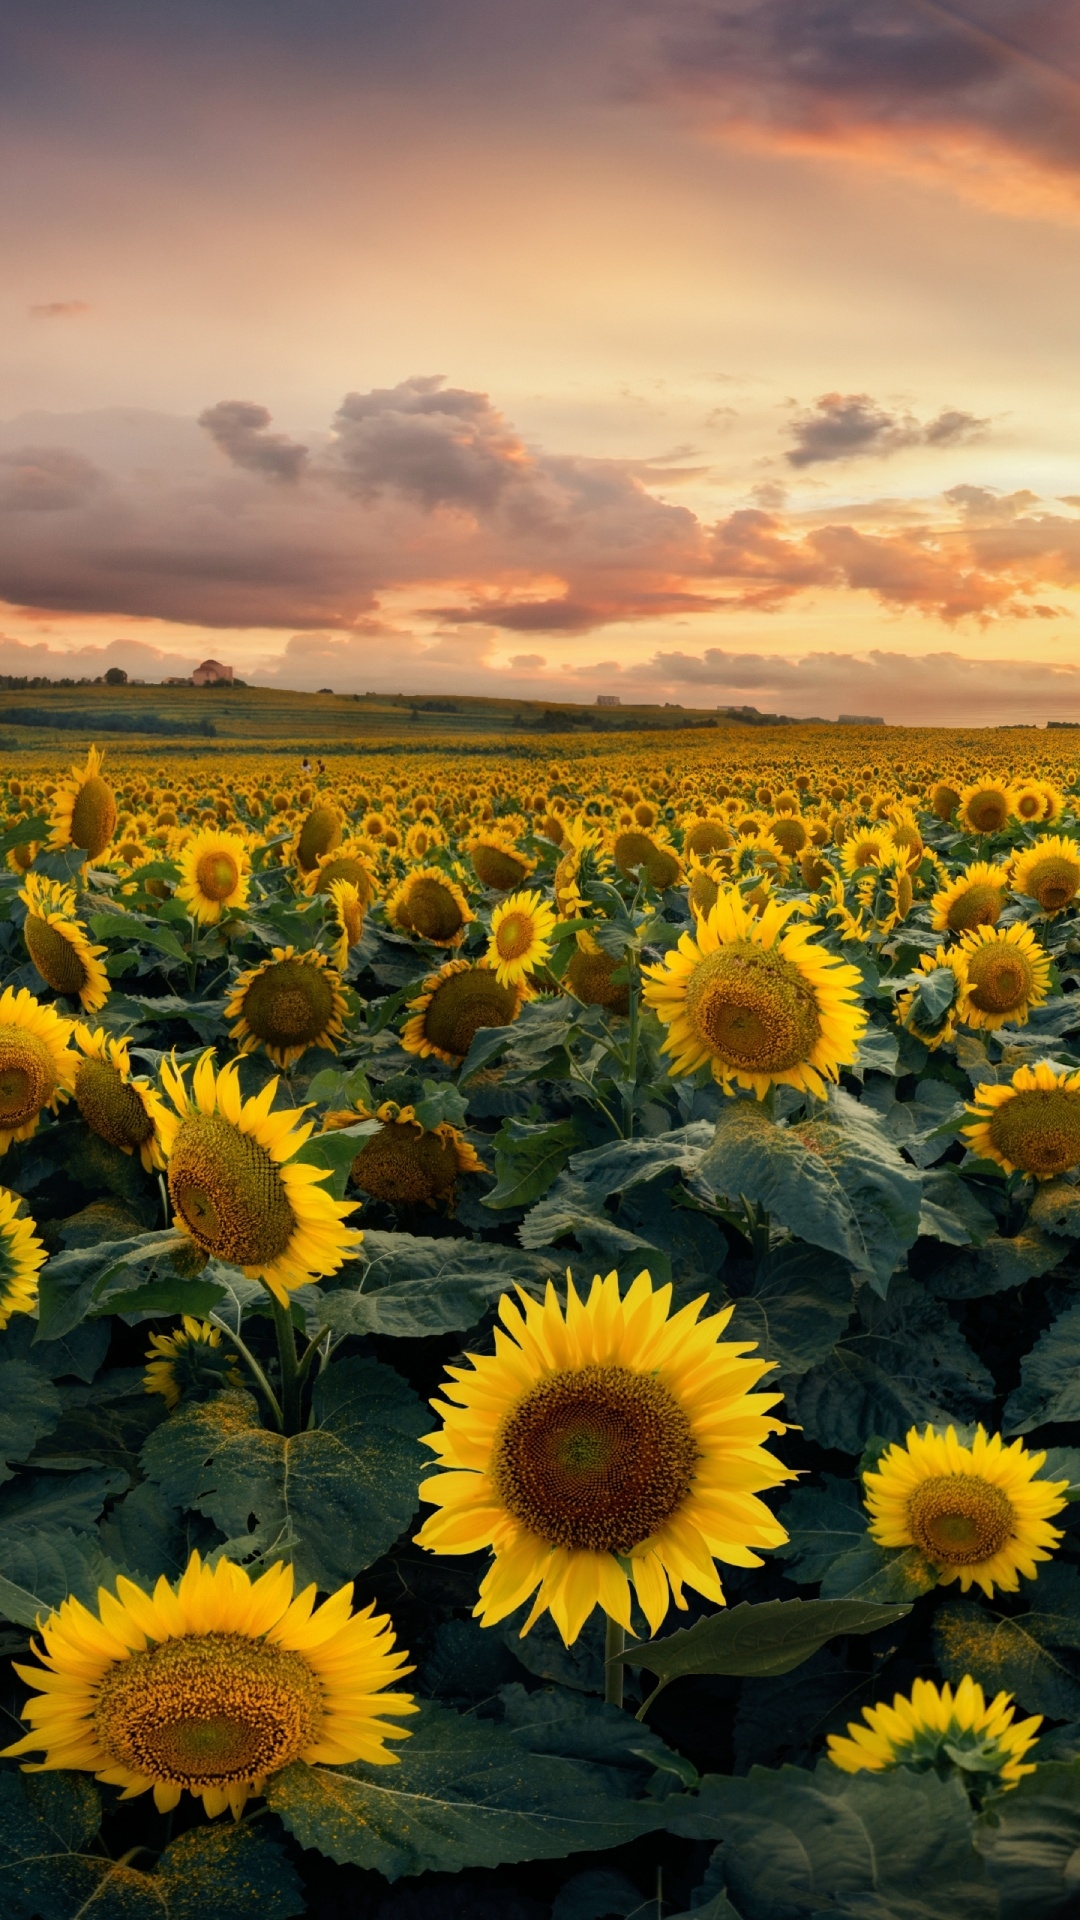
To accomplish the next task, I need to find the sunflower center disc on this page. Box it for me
[168,1113,296,1266]
[297,807,340,872]
[907,1473,1014,1565]
[1027,856,1080,913]
[241,960,334,1047]
[684,942,822,1075]
[967,792,1009,834]
[69,774,117,857]
[195,852,239,902]
[989,1088,1080,1176]
[492,1363,699,1555]
[496,913,532,962]
[966,948,1032,1013]
[75,1058,154,1150]
[93,1631,322,1789]
[315,856,372,902]
[406,879,465,943]
[472,844,529,891]
[23,916,87,997]
[0,1027,55,1127]
[423,969,517,1058]
[946,883,1003,933]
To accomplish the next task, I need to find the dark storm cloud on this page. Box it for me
[785,393,987,467]
[198,401,309,482]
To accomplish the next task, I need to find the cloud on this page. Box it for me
[643,0,1080,218]
[509,652,546,669]
[0,448,106,512]
[786,393,987,467]
[28,301,91,320]
[0,632,197,681]
[199,401,309,482]
[328,376,532,514]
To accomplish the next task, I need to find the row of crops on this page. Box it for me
[0,733,1080,1916]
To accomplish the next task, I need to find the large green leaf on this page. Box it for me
[0,1361,62,1484]
[153,1822,305,1920]
[696,1088,923,1293]
[519,1173,674,1287]
[1005,1300,1080,1433]
[481,1117,581,1210]
[322,1231,558,1337]
[90,910,187,961]
[567,1125,714,1207]
[620,1599,910,1706]
[936,1567,1080,1719]
[725,1245,854,1376]
[976,1761,1080,1918]
[140,1364,427,1589]
[933,1228,1065,1301]
[666,1762,995,1919]
[0,1527,121,1627]
[266,1700,671,1878]
[37,1230,193,1340]
[775,1478,938,1602]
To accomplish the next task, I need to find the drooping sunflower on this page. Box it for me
[827,1676,1041,1791]
[327,877,366,971]
[0,1186,47,1328]
[225,947,347,1069]
[19,874,110,1013]
[157,1052,362,1304]
[301,842,378,907]
[954,922,1051,1031]
[48,744,117,860]
[486,889,558,988]
[682,817,732,860]
[6,839,39,875]
[143,1317,241,1408]
[959,778,1012,837]
[0,986,77,1155]
[468,832,536,892]
[641,887,866,1099]
[385,867,474,948]
[930,860,1009,935]
[963,1061,1080,1179]
[1010,835,1080,916]
[894,948,964,1051]
[611,827,682,891]
[175,827,251,924]
[553,817,602,919]
[293,803,342,874]
[326,1100,485,1208]
[863,1424,1068,1597]
[3,1551,416,1818]
[416,1268,792,1645]
[929,781,961,822]
[565,930,630,1014]
[73,1026,169,1171]
[401,959,526,1065]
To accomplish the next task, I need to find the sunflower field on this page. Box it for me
[6,731,1080,1916]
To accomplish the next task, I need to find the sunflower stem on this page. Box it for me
[294,1326,331,1388]
[604,1617,626,1709]
[622,966,639,1139]
[209,1315,283,1432]
[269,1293,303,1436]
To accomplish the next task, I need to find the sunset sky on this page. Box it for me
[4,0,1080,723]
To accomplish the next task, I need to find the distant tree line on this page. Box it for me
[0,709,217,736]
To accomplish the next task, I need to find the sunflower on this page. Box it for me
[894,948,963,1051]
[827,1676,1041,1791]
[468,832,536,892]
[327,878,366,971]
[0,986,77,1155]
[959,778,1012,837]
[157,1052,362,1304]
[929,782,961,823]
[73,1026,169,1171]
[611,828,682,891]
[1010,781,1051,826]
[930,860,1009,935]
[404,821,445,862]
[225,947,347,1069]
[0,1186,47,1328]
[401,959,526,1065]
[48,744,117,860]
[6,839,39,875]
[175,828,251,924]
[302,842,378,908]
[863,1424,1067,1597]
[566,930,630,1014]
[954,922,1051,1030]
[963,1061,1080,1178]
[143,1317,241,1408]
[19,875,110,1013]
[642,887,866,1099]
[3,1551,416,1818]
[682,818,732,860]
[1010,835,1080,916]
[686,855,722,922]
[416,1268,792,1645]
[839,828,890,877]
[293,803,342,874]
[385,868,474,948]
[327,1100,485,1208]
[486,889,558,987]
[765,814,808,859]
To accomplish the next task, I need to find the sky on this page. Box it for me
[3,0,1080,724]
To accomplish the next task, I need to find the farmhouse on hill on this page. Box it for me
[192,658,233,686]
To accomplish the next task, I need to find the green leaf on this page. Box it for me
[519,1173,673,1287]
[696,1088,923,1293]
[103,1276,230,1319]
[976,1761,1080,1919]
[666,1763,994,1919]
[919,1167,998,1247]
[1005,1299,1080,1433]
[1028,1179,1080,1240]
[936,1569,1080,1718]
[0,812,49,854]
[786,1275,992,1453]
[775,1476,872,1586]
[934,1228,1065,1301]
[622,1599,910,1704]
[304,1064,373,1109]
[0,1526,120,1626]
[155,1821,305,1920]
[567,1125,713,1207]
[0,1770,122,1920]
[266,1700,670,1878]
[725,1244,854,1377]
[292,1123,375,1199]
[481,1117,581,1210]
[37,1230,193,1340]
[140,1364,427,1590]
[322,1231,555,1338]
[413,1078,470,1130]
[90,910,187,960]
[0,1361,62,1484]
